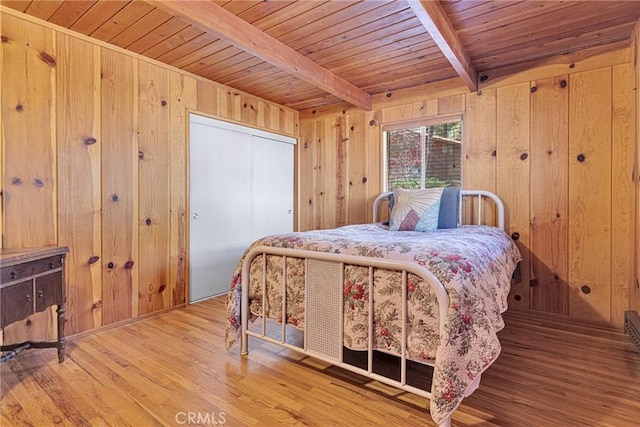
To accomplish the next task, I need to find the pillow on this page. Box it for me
[389,188,444,231]
[438,187,460,229]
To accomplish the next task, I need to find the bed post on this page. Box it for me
[240,256,251,355]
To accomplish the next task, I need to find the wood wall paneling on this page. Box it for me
[568,68,613,323]
[335,115,348,227]
[169,73,196,306]
[611,63,634,325]
[347,113,368,225]
[297,47,635,326]
[318,119,335,229]
[635,23,640,314]
[530,76,569,315]
[298,121,316,231]
[1,14,58,344]
[2,14,57,248]
[1,9,3,249]
[1,9,301,339]
[365,110,382,224]
[463,89,497,226]
[56,34,102,334]
[196,79,218,116]
[100,48,138,325]
[138,61,171,316]
[496,83,531,310]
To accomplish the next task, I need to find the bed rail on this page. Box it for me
[373,189,505,230]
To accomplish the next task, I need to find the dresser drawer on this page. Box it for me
[35,272,63,312]
[0,255,62,283]
[0,280,33,328]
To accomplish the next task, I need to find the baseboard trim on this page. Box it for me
[624,311,640,352]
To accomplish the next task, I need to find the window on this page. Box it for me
[384,118,462,191]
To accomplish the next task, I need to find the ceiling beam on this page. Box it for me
[148,0,372,110]
[408,0,478,92]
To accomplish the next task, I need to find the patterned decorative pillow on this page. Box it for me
[389,188,444,231]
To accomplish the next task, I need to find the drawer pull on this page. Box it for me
[25,294,32,303]
[49,262,55,269]
[11,271,17,280]
[38,290,44,298]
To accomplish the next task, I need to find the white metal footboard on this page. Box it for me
[240,246,449,395]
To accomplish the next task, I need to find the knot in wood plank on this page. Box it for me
[38,52,56,67]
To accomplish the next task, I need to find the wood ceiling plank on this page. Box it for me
[24,0,63,20]
[352,58,453,87]
[181,44,242,74]
[108,7,172,48]
[237,0,296,24]
[465,4,640,57]
[69,0,130,36]
[217,61,278,87]
[247,0,331,32]
[280,0,402,55]
[0,1,32,13]
[48,1,97,28]
[150,3,295,75]
[333,45,443,77]
[220,0,262,16]
[447,0,528,27]
[125,17,189,54]
[299,6,417,57]
[313,24,428,67]
[276,0,392,45]
[261,1,356,40]
[408,0,478,92]
[258,84,329,104]
[473,21,636,70]
[441,0,517,15]
[141,25,203,59]
[453,1,574,35]
[359,68,459,100]
[196,52,260,80]
[287,98,336,111]
[154,33,217,66]
[326,38,440,73]
[90,1,154,41]
[148,0,372,110]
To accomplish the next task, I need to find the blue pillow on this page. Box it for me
[438,187,460,229]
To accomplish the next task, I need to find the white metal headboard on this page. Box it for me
[373,189,505,230]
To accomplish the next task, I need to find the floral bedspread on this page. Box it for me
[224,224,521,425]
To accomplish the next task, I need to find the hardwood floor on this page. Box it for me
[1,296,639,427]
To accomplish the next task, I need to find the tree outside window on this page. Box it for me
[385,120,462,191]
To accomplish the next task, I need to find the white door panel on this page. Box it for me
[252,136,294,240]
[189,115,295,302]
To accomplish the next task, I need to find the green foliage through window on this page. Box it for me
[385,120,462,191]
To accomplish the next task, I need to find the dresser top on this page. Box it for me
[0,247,69,268]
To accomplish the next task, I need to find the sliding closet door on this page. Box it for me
[189,114,295,302]
[252,135,294,241]
[189,121,252,301]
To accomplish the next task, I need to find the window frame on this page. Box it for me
[382,115,463,192]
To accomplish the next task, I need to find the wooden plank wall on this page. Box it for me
[0,9,298,342]
[299,48,636,327]
[633,22,640,315]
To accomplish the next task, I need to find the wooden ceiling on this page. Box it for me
[2,0,639,111]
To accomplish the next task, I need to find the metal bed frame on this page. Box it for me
[240,190,505,427]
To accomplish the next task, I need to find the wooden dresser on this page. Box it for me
[0,246,68,363]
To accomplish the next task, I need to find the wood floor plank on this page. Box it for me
[1,296,638,427]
